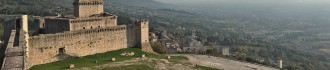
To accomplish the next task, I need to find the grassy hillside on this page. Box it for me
[29,48,160,70]
[29,48,220,70]
[0,0,72,16]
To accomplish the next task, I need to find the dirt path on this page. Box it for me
[68,58,196,70]
[172,54,279,70]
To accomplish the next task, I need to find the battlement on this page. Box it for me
[45,14,116,20]
[134,19,149,27]
[74,0,103,2]
[31,25,126,40]
[73,0,103,5]
[135,19,148,23]
[140,19,149,22]
[44,15,117,24]
[43,14,118,34]
[69,15,117,23]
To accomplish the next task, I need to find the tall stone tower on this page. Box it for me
[73,0,104,17]
[136,19,154,53]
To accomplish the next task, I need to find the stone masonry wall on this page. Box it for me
[136,19,154,53]
[69,16,117,31]
[1,30,26,70]
[126,24,138,48]
[0,15,28,70]
[27,25,127,67]
[73,0,104,17]
[44,16,117,34]
[44,19,70,34]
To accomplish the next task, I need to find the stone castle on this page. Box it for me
[1,0,153,69]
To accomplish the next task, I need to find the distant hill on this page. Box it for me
[0,0,171,16]
[109,0,172,9]
[0,0,73,16]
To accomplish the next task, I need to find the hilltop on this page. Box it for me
[0,0,329,70]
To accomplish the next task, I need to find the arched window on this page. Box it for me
[91,26,93,29]
[83,27,86,29]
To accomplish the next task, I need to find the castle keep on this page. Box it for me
[73,0,104,17]
[1,0,153,69]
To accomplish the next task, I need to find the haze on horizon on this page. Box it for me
[155,0,330,20]
[155,0,330,4]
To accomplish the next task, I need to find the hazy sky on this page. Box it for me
[155,0,330,4]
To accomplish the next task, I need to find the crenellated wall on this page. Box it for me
[69,16,117,31]
[27,25,128,67]
[44,16,117,34]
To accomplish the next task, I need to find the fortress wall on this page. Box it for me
[43,16,116,34]
[126,19,153,52]
[1,16,27,70]
[27,25,128,67]
[44,19,70,34]
[69,16,117,31]
[104,16,117,27]
[1,30,26,70]
[126,24,138,48]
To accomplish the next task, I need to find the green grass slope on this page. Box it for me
[29,48,220,70]
[29,48,160,70]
